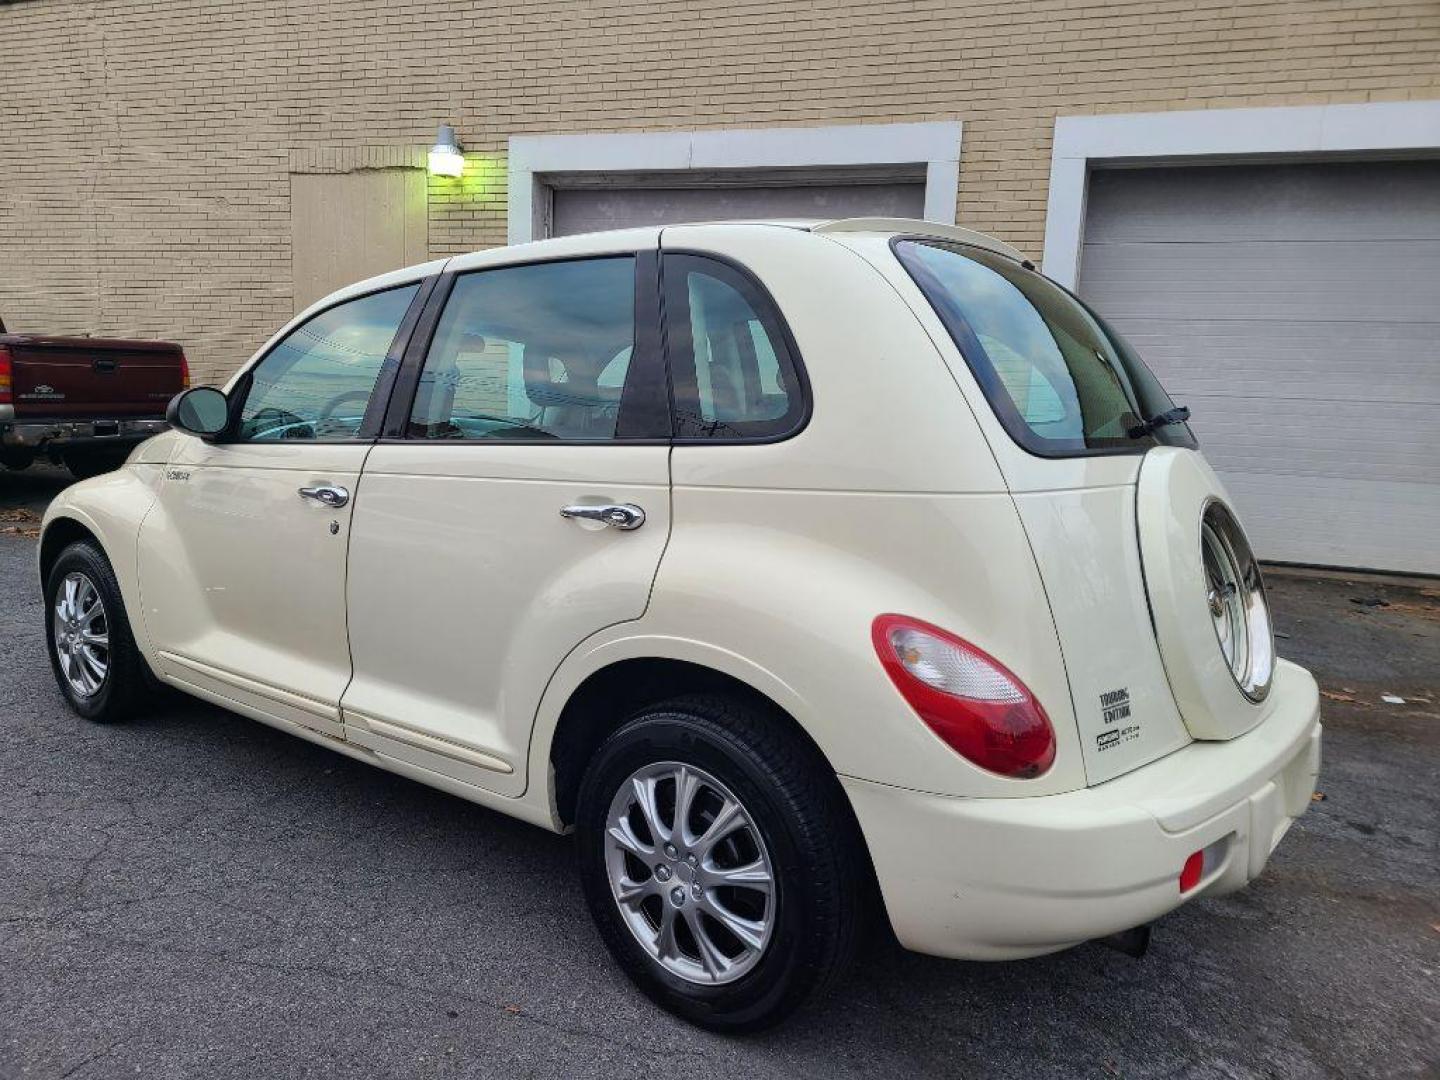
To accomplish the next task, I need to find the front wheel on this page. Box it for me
[44,541,149,722]
[576,695,868,1031]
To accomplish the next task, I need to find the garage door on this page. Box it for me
[549,174,924,237]
[1078,160,1440,575]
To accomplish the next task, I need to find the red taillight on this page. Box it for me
[0,346,12,405]
[1179,850,1205,893]
[179,352,191,390]
[872,614,1056,778]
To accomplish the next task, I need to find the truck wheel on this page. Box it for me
[575,695,867,1031]
[44,540,149,723]
[0,448,34,471]
[63,448,129,480]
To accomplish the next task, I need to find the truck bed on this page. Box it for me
[1,334,186,420]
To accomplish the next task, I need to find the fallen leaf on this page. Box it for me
[1320,690,1365,706]
[503,1004,521,1015]
[1311,792,1327,802]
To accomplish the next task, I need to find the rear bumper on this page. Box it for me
[844,659,1322,960]
[0,418,168,450]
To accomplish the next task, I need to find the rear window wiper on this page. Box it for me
[1127,405,1190,440]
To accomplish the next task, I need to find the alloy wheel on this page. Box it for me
[53,571,110,697]
[604,761,775,986]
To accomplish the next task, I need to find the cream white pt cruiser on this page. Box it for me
[40,219,1322,1030]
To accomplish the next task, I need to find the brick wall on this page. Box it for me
[1,0,1436,383]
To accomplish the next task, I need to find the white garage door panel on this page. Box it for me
[551,182,925,237]
[1084,162,1440,244]
[1118,320,1438,406]
[1080,161,1440,574]
[1183,396,1436,482]
[1080,240,1440,323]
[1222,474,1440,578]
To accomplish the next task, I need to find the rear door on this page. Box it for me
[341,246,671,796]
[138,281,428,737]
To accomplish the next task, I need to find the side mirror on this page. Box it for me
[166,386,230,439]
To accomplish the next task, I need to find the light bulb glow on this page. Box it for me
[428,146,464,178]
[428,124,465,178]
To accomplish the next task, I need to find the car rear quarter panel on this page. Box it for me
[529,226,1087,800]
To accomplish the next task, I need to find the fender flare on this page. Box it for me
[523,628,815,811]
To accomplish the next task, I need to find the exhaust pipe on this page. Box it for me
[1097,923,1152,959]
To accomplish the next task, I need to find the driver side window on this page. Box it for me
[238,284,419,442]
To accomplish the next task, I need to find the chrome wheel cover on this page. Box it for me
[53,572,110,698]
[604,761,775,986]
[1200,502,1274,701]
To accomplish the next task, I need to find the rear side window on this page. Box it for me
[663,254,806,441]
[895,239,1194,456]
[409,257,640,441]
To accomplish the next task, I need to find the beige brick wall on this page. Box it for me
[1,0,1437,383]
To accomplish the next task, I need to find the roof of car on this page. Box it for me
[316,218,1025,319]
[636,217,1025,262]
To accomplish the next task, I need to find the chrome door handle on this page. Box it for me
[560,503,646,531]
[298,485,350,508]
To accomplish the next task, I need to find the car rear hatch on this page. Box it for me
[3,335,186,419]
[868,231,1279,785]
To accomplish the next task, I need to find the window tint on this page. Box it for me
[665,255,805,441]
[238,285,418,442]
[409,258,638,441]
[895,240,1194,455]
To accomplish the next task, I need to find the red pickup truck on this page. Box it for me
[0,317,188,479]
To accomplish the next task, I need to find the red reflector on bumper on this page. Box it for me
[1179,850,1205,893]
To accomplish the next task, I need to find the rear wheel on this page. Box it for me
[63,448,130,480]
[44,541,149,722]
[0,448,35,471]
[576,695,866,1031]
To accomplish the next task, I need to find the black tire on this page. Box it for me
[44,540,149,723]
[63,448,129,481]
[576,694,868,1031]
[0,448,34,471]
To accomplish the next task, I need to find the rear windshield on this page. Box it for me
[895,239,1195,456]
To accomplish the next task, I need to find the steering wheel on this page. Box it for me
[316,389,374,434]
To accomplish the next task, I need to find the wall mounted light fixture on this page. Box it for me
[428,124,465,177]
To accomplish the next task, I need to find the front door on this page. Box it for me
[341,249,671,796]
[137,282,426,737]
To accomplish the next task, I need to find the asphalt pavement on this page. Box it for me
[1,464,1436,1079]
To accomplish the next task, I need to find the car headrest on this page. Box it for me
[523,346,612,409]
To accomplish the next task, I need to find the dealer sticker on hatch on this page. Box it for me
[1096,687,1140,751]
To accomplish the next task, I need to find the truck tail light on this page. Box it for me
[0,346,12,405]
[872,614,1056,778]
[179,352,191,390]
